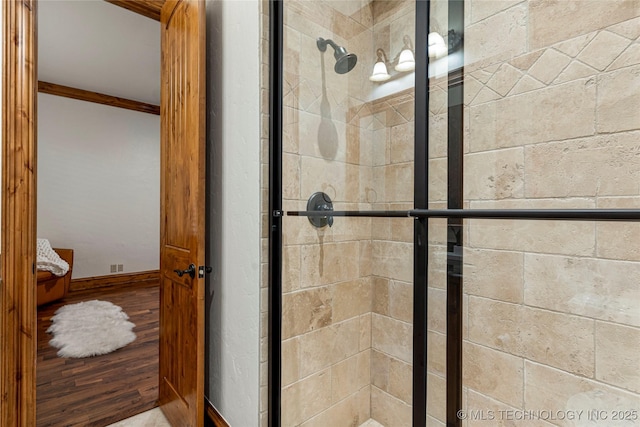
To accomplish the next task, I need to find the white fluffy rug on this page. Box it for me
[47,300,136,358]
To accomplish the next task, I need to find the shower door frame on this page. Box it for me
[268,1,431,425]
[268,1,640,426]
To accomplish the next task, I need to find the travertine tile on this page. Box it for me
[463,342,524,408]
[465,390,556,427]
[485,63,523,96]
[299,318,361,378]
[526,132,640,197]
[371,314,413,364]
[371,386,412,427]
[389,216,414,244]
[428,330,446,376]
[429,157,448,203]
[494,79,596,147]
[524,253,640,327]
[465,4,527,65]
[608,16,640,39]
[282,286,332,339]
[372,127,389,167]
[577,30,632,71]
[525,361,640,427]
[522,307,594,377]
[427,372,446,423]
[464,248,524,303]
[359,240,372,277]
[596,197,640,261]
[468,199,596,256]
[282,369,332,426]
[527,48,572,84]
[552,32,597,58]
[429,113,448,159]
[372,240,413,282]
[371,349,390,392]
[469,0,523,24]
[595,322,640,393]
[464,148,524,200]
[528,0,639,49]
[608,42,640,71]
[359,314,372,351]
[283,153,301,200]
[332,278,372,323]
[330,215,371,242]
[508,74,545,96]
[372,277,390,316]
[428,287,446,334]
[388,357,413,404]
[384,163,414,203]
[331,351,370,403]
[300,386,370,427]
[468,296,595,376]
[428,244,447,290]
[553,60,597,84]
[300,241,360,286]
[300,156,360,203]
[390,122,413,164]
[282,337,300,386]
[597,65,640,133]
[389,280,413,323]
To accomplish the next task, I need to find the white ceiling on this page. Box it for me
[38,0,161,105]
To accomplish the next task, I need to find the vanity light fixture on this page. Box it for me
[395,35,415,72]
[369,48,391,82]
[369,35,415,83]
[428,31,447,58]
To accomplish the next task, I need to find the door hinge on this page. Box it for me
[198,265,213,278]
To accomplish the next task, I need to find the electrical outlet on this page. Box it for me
[118,264,124,272]
[110,264,117,273]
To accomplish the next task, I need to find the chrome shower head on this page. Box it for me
[317,37,358,74]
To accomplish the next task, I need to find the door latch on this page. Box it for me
[198,265,213,278]
[174,264,196,279]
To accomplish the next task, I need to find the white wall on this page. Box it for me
[206,0,261,425]
[37,93,160,279]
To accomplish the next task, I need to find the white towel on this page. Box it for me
[37,239,69,276]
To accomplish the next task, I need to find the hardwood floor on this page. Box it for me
[37,281,159,427]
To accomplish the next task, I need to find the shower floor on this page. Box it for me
[359,420,385,427]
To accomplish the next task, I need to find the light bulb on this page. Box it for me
[395,49,415,72]
[369,61,390,82]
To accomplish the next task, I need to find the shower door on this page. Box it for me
[427,1,640,426]
[270,0,423,425]
[270,0,640,426]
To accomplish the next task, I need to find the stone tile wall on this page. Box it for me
[277,1,417,425]
[262,2,639,427]
[456,2,640,426]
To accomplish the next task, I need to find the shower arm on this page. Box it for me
[316,37,339,53]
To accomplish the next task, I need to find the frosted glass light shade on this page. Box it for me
[369,61,391,82]
[395,49,415,72]
[428,32,447,58]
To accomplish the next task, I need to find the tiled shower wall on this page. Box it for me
[273,0,419,425]
[457,2,640,427]
[263,1,639,427]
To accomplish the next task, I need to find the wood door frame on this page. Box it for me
[1,1,195,425]
[1,0,38,425]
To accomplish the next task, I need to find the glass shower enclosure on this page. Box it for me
[269,0,640,426]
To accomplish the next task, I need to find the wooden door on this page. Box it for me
[159,1,206,426]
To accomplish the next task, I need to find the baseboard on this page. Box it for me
[69,270,160,292]
[205,398,231,427]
